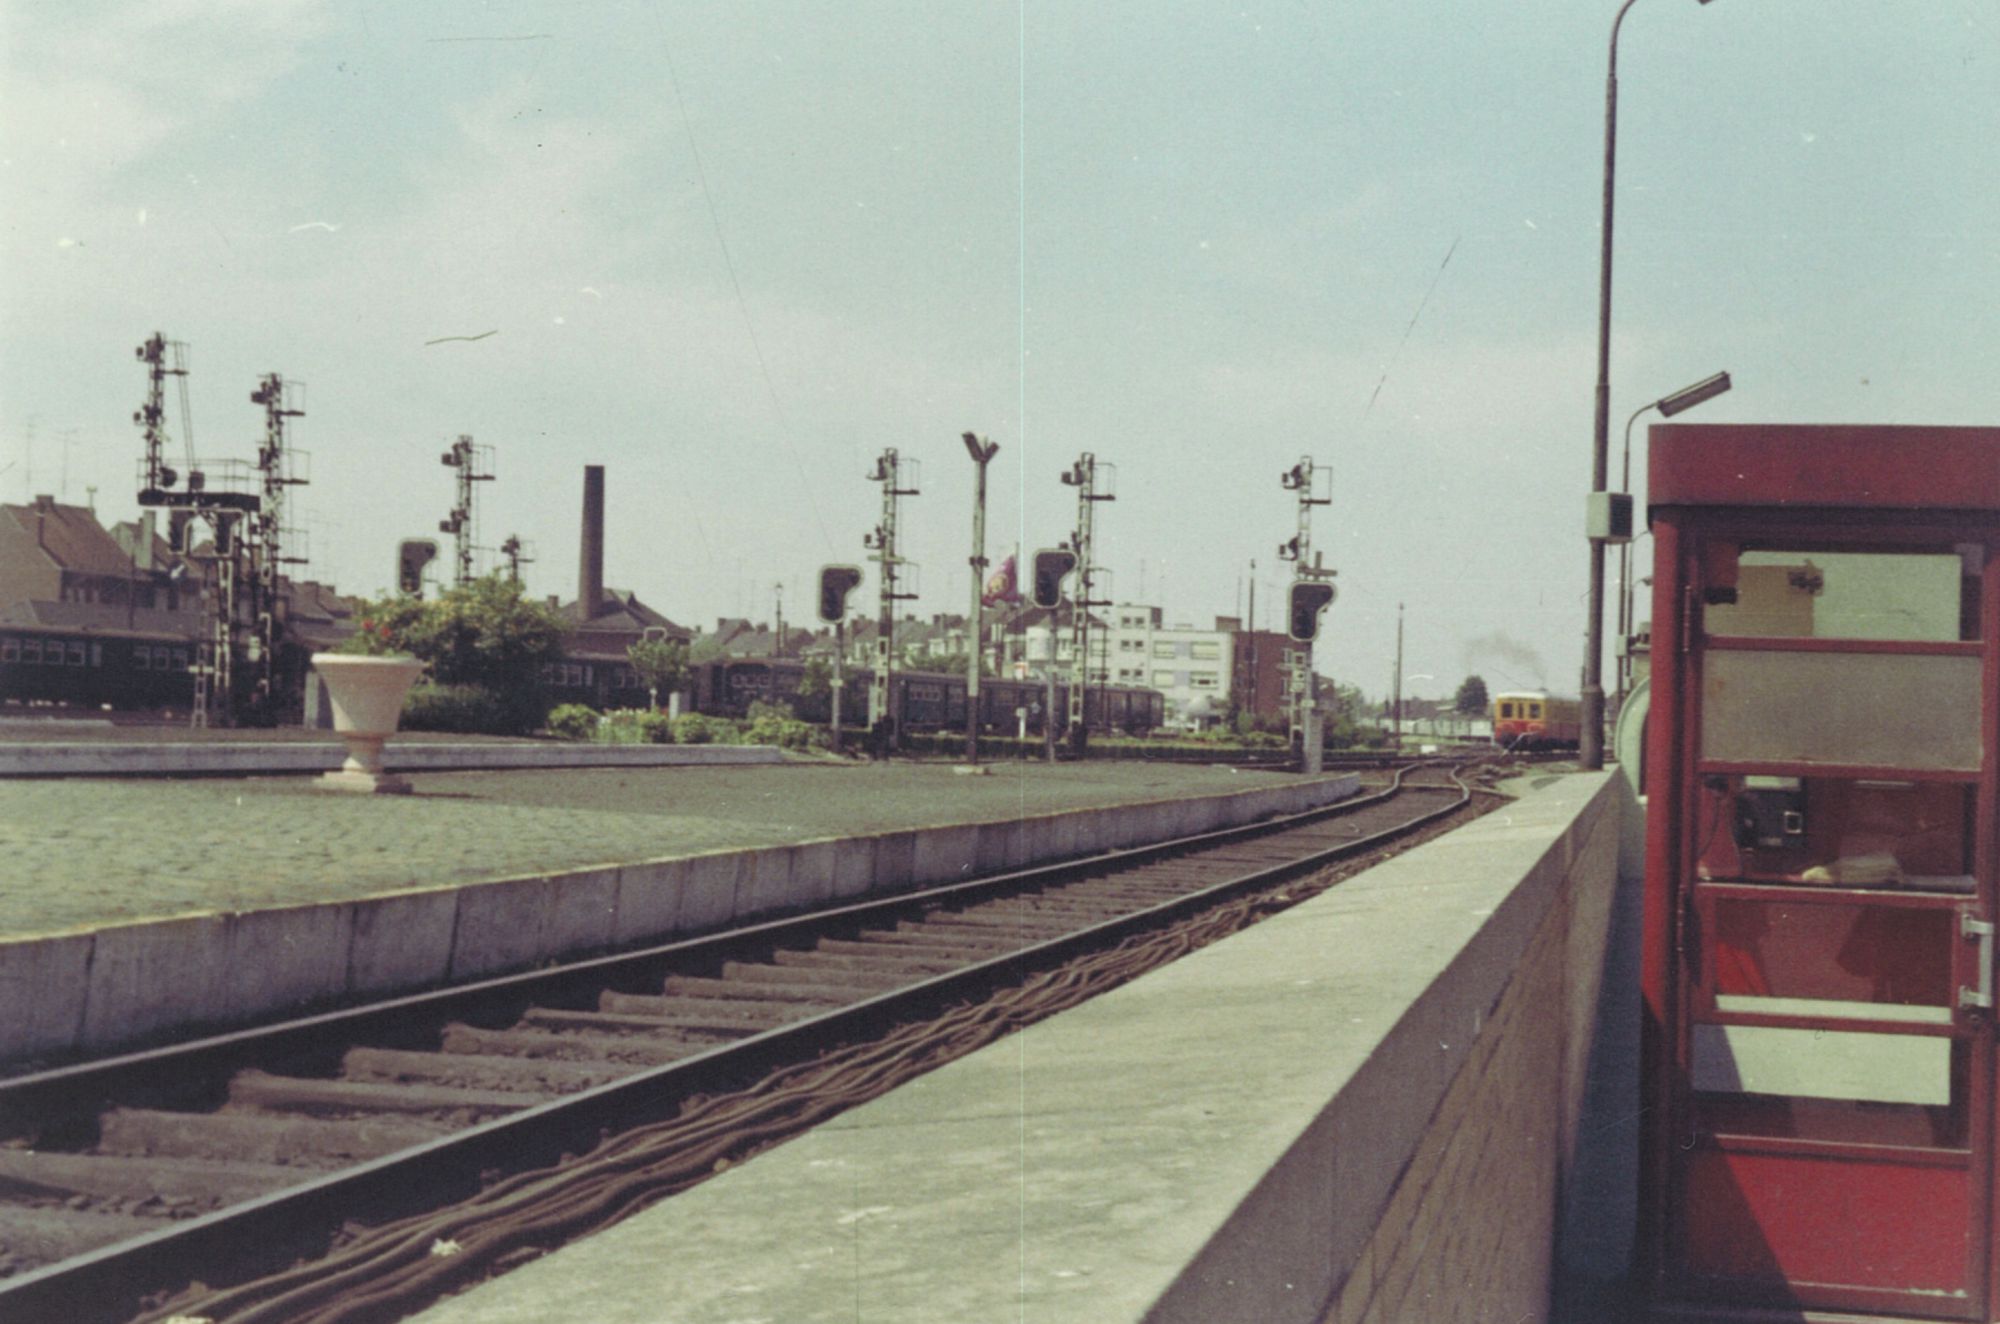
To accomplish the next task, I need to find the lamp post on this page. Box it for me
[1581,0,1717,770]
[962,431,999,764]
[1615,371,1732,710]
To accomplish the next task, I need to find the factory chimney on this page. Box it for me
[579,464,605,621]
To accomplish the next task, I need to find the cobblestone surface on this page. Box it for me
[0,761,1295,938]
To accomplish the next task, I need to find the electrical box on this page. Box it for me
[1587,491,1634,543]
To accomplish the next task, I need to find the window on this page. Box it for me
[48,641,71,666]
[1500,702,1515,718]
[1190,671,1219,690]
[1152,642,1177,659]
[1,638,17,663]
[1152,670,1177,687]
[1705,546,1978,642]
[134,645,150,670]
[153,646,172,670]
[1190,642,1219,661]
[68,641,86,666]
[89,643,102,667]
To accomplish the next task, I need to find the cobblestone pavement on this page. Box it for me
[0,761,1294,938]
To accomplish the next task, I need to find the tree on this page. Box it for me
[352,573,570,734]
[1453,675,1490,717]
[627,636,690,711]
[796,655,834,699]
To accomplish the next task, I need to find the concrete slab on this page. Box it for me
[736,846,799,917]
[676,852,744,933]
[543,866,620,956]
[826,836,877,900]
[79,914,234,1047]
[785,841,839,911]
[344,888,461,998]
[0,932,91,1062]
[219,903,355,1022]
[609,860,681,946]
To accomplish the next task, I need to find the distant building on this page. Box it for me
[0,497,191,618]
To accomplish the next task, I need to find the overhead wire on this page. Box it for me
[651,11,837,557]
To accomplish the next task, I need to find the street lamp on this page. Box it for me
[1581,0,1719,770]
[962,431,999,764]
[1615,371,1731,708]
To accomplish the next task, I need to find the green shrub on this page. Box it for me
[671,713,735,745]
[601,708,675,744]
[544,703,601,741]
[404,683,515,735]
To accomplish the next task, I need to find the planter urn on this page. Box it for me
[310,653,425,793]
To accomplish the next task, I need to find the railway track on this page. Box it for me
[0,761,1496,1324]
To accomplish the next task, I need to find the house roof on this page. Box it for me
[560,588,688,638]
[2,498,134,577]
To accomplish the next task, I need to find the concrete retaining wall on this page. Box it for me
[1272,773,1620,1324]
[0,773,1359,1068]
[0,741,783,778]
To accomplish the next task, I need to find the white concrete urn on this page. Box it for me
[310,653,425,794]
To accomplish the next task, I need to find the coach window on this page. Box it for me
[1,639,16,662]
[172,649,188,670]
[67,642,85,665]
[46,642,67,665]
[134,646,150,670]
[89,643,102,666]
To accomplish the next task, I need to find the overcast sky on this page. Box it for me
[5,1,1996,700]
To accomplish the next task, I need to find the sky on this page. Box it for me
[3,0,1996,703]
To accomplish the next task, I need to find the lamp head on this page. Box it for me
[1655,370,1732,418]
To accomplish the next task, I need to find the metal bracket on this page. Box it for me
[1960,913,1994,1011]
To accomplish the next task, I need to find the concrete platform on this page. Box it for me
[0,737,781,777]
[0,763,1363,1066]
[406,772,1623,1324]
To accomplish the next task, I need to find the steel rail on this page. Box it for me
[0,765,1475,1324]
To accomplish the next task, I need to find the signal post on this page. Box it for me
[1031,547,1078,763]
[816,565,862,755]
[1278,456,1335,771]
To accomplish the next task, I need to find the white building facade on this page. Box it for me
[1104,604,1237,729]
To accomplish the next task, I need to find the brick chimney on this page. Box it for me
[579,465,604,621]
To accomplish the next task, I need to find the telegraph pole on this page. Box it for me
[864,448,919,753]
[962,432,999,764]
[1061,453,1114,754]
[1393,602,1405,753]
[1278,456,1333,764]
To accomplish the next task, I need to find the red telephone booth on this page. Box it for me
[1641,424,2000,1320]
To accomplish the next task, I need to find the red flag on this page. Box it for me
[982,553,1018,606]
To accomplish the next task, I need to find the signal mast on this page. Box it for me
[439,435,495,587]
[134,334,289,727]
[1277,455,1336,772]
